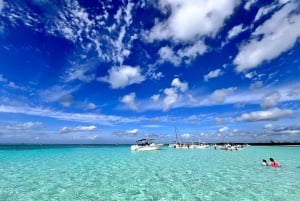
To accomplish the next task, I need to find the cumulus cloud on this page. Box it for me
[163,78,188,111]
[148,0,240,42]
[236,108,295,122]
[121,92,138,111]
[163,88,178,111]
[60,125,97,134]
[158,46,181,66]
[98,65,145,89]
[209,87,236,103]
[260,91,281,109]
[204,69,223,81]
[151,94,160,102]
[234,2,300,72]
[171,78,188,92]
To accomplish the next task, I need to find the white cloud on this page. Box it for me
[5,122,44,130]
[209,87,236,103]
[245,71,257,79]
[204,69,223,81]
[126,128,139,134]
[98,65,145,89]
[63,62,96,83]
[227,24,245,39]
[158,46,181,66]
[151,94,160,102]
[244,0,258,11]
[60,125,97,134]
[0,105,141,126]
[158,41,207,66]
[39,85,79,103]
[264,123,273,129]
[181,133,191,139]
[121,92,138,111]
[163,87,178,111]
[171,78,188,92]
[177,41,207,64]
[162,78,188,111]
[254,4,277,22]
[218,126,229,133]
[234,2,300,72]
[236,108,295,122]
[148,0,240,42]
[260,91,281,109]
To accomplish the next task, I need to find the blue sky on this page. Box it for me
[0,0,300,144]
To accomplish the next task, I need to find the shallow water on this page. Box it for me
[0,145,299,201]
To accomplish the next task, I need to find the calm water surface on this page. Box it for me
[0,145,299,201]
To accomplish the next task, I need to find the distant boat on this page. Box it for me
[130,139,163,151]
[220,144,244,151]
[189,142,209,149]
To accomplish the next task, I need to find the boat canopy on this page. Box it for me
[136,138,154,142]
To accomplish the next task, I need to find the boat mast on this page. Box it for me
[174,126,178,144]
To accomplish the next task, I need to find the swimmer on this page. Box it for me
[262,159,268,166]
[269,158,281,167]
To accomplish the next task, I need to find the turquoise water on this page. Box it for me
[0,145,299,201]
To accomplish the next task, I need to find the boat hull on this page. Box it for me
[131,144,163,151]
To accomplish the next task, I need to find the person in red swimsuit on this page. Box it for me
[269,158,281,167]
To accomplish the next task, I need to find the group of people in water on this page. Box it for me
[262,158,281,167]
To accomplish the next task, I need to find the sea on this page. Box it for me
[0,145,299,201]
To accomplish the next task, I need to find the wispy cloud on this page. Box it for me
[39,85,79,105]
[0,105,142,126]
[204,69,223,82]
[4,122,44,131]
[59,125,97,134]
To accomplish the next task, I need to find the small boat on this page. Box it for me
[189,142,209,149]
[130,139,163,151]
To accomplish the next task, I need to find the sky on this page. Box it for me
[0,0,300,144]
